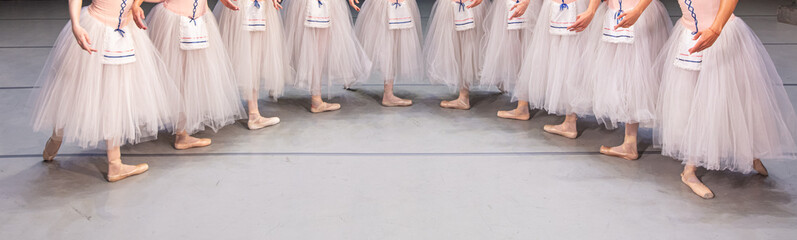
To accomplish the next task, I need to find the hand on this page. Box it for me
[220,0,239,11]
[467,0,483,8]
[614,8,641,29]
[271,0,282,10]
[72,26,97,54]
[567,10,595,32]
[348,0,360,12]
[132,6,147,30]
[689,27,720,54]
[509,0,530,20]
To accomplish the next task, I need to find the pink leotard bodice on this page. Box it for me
[606,0,640,11]
[163,0,207,18]
[678,0,735,33]
[87,0,133,27]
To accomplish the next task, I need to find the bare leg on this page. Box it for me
[753,159,768,176]
[497,101,530,120]
[543,114,579,139]
[600,123,639,160]
[681,164,714,199]
[106,141,148,182]
[440,87,471,110]
[174,130,211,150]
[382,78,412,107]
[43,129,63,161]
[247,89,280,130]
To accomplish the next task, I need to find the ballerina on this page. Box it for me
[283,0,372,113]
[587,0,672,160]
[507,0,605,138]
[655,0,797,199]
[138,0,246,149]
[33,0,179,182]
[425,0,490,110]
[214,0,289,129]
[354,0,424,107]
[485,0,542,120]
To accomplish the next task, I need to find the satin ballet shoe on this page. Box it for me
[599,145,639,160]
[248,116,281,130]
[42,137,63,162]
[681,173,714,199]
[311,102,341,113]
[497,110,530,120]
[107,162,149,182]
[382,98,413,107]
[440,99,470,110]
[174,138,212,150]
[543,124,578,139]
[753,159,769,176]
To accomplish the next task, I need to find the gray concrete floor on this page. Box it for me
[1,0,797,239]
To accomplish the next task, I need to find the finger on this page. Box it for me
[617,13,626,20]
[356,0,359,4]
[692,31,702,41]
[84,34,92,45]
[614,19,626,30]
[688,40,704,54]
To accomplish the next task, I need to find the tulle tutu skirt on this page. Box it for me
[513,0,605,116]
[424,0,490,88]
[354,0,424,83]
[480,0,541,91]
[146,4,245,134]
[31,8,178,149]
[655,18,797,173]
[214,2,292,99]
[284,0,372,94]
[589,1,671,129]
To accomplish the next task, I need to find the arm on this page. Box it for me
[510,0,530,19]
[689,0,738,53]
[615,0,653,29]
[219,0,240,10]
[568,0,602,32]
[69,0,97,54]
[132,0,147,29]
[467,0,484,9]
[349,0,361,12]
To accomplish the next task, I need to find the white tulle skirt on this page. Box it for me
[480,0,541,91]
[513,0,605,116]
[214,2,292,99]
[424,0,490,89]
[284,0,372,95]
[589,1,671,129]
[354,0,424,83]
[31,8,179,149]
[655,18,797,174]
[146,4,245,134]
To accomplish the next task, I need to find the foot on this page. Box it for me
[248,116,281,130]
[107,162,149,182]
[42,137,63,162]
[174,135,212,150]
[497,109,530,120]
[497,84,507,94]
[382,96,413,107]
[753,159,769,176]
[543,124,578,139]
[681,172,714,199]
[440,99,470,110]
[599,144,639,160]
[311,102,341,113]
